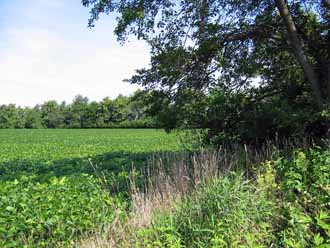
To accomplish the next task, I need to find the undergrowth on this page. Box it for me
[136,148,330,248]
[79,145,330,248]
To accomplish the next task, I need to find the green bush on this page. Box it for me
[274,148,330,247]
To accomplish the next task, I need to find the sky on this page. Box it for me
[0,0,150,107]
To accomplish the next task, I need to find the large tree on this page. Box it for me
[82,0,330,142]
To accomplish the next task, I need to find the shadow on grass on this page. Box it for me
[0,150,193,194]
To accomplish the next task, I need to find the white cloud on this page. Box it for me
[0,1,150,107]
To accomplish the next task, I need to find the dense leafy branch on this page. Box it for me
[82,0,330,144]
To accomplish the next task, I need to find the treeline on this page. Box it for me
[0,91,155,129]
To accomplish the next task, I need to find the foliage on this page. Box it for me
[136,147,330,247]
[0,129,183,247]
[137,173,277,247]
[82,0,330,145]
[2,128,330,247]
[203,89,330,144]
[0,91,156,129]
[274,148,330,247]
[0,175,119,248]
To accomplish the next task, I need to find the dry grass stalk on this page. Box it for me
[76,145,276,248]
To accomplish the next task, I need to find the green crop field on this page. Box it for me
[0,129,184,247]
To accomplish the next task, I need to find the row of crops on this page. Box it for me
[0,129,183,247]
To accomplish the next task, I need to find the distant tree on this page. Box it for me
[15,107,25,128]
[113,95,130,122]
[24,106,43,128]
[0,92,155,129]
[0,104,19,128]
[84,101,99,128]
[41,101,64,128]
[126,90,149,121]
[71,95,89,128]
[101,97,122,124]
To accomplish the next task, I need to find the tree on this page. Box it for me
[84,101,100,127]
[0,92,154,129]
[0,104,20,128]
[83,0,330,143]
[41,101,64,128]
[275,0,324,107]
[15,107,26,128]
[71,95,89,128]
[24,106,43,128]
[126,90,148,121]
[100,97,123,125]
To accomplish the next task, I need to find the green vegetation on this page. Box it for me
[134,148,330,247]
[0,175,117,247]
[0,129,182,180]
[1,0,330,247]
[0,91,156,129]
[1,131,330,247]
[0,129,183,247]
[83,0,330,145]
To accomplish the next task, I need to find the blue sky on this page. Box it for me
[0,0,150,107]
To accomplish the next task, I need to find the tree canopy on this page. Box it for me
[82,0,330,144]
[0,92,155,129]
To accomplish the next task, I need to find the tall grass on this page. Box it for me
[77,141,330,247]
[76,144,276,247]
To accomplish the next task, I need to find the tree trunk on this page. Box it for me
[275,0,324,108]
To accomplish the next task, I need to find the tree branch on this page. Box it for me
[275,0,324,108]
